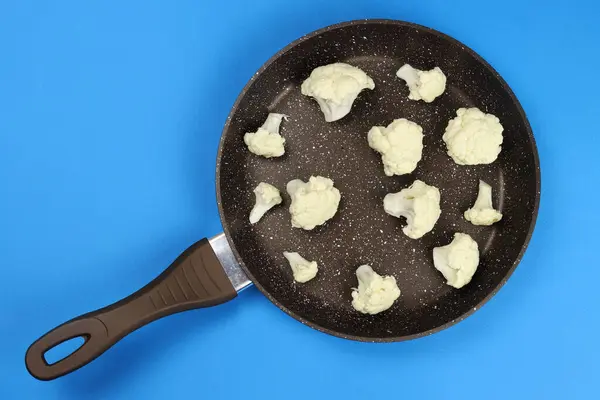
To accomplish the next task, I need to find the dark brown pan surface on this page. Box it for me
[217,20,540,341]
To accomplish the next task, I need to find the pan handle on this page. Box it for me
[25,238,238,381]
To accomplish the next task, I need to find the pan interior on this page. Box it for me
[218,21,538,340]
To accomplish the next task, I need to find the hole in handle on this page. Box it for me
[43,336,87,365]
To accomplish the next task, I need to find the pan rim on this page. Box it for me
[215,18,541,342]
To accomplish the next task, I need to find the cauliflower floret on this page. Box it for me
[283,252,318,283]
[464,180,503,226]
[249,182,282,224]
[442,108,504,165]
[287,176,341,230]
[433,233,480,289]
[368,118,424,176]
[383,180,441,239]
[301,63,375,122]
[396,64,446,103]
[244,113,287,158]
[351,265,400,314]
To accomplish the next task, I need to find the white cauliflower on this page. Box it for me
[443,108,504,165]
[383,180,441,239]
[433,233,480,289]
[396,64,446,103]
[351,265,400,315]
[464,180,503,226]
[244,113,287,158]
[301,63,375,122]
[368,118,424,176]
[287,176,341,230]
[283,252,318,283]
[249,182,282,224]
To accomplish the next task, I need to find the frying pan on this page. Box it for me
[25,19,540,381]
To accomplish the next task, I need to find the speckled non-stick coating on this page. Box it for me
[216,20,540,341]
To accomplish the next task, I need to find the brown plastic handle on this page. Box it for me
[25,238,237,381]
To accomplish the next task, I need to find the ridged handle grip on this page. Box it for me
[25,238,237,381]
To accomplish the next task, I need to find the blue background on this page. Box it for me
[1,0,598,399]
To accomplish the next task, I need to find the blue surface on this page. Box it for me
[1,0,598,398]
